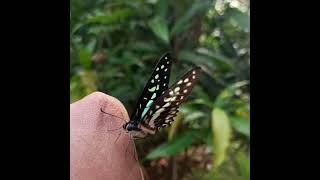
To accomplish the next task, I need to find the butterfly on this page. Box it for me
[101,52,201,139]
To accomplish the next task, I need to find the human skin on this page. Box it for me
[70,92,143,180]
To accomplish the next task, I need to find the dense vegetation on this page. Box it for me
[71,0,250,179]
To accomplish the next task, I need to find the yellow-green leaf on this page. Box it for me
[212,108,231,168]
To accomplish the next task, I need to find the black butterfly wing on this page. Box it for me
[141,66,202,131]
[130,52,172,124]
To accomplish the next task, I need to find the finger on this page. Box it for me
[70,92,143,180]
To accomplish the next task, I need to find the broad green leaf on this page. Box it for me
[230,116,250,138]
[148,17,170,44]
[171,1,211,35]
[146,130,199,160]
[212,108,231,168]
[236,151,250,180]
[79,48,91,69]
[226,8,250,31]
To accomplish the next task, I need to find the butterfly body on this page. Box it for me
[119,52,202,139]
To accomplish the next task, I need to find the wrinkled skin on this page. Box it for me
[70,92,143,180]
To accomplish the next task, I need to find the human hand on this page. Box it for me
[70,92,143,180]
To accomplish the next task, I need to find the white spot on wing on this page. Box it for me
[169,91,174,95]
[192,70,196,74]
[183,89,187,93]
[161,65,164,69]
[192,75,195,79]
[164,68,168,72]
[174,87,180,92]
[164,97,172,102]
[186,82,192,86]
[156,67,159,71]
[163,102,171,107]
[155,74,159,79]
[184,78,189,83]
[177,80,183,85]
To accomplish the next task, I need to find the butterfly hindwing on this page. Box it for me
[142,66,202,131]
[130,52,172,124]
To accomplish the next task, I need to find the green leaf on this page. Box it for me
[236,151,250,180]
[168,112,184,141]
[178,51,215,70]
[86,8,133,24]
[79,48,91,69]
[171,0,211,35]
[155,0,168,19]
[226,8,250,31]
[148,17,170,44]
[212,108,231,168]
[127,41,158,52]
[146,130,199,160]
[197,47,233,72]
[214,81,249,107]
[230,116,250,138]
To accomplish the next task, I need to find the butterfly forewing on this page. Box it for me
[130,52,172,123]
[142,66,202,131]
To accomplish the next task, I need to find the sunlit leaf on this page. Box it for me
[226,8,250,31]
[212,108,231,168]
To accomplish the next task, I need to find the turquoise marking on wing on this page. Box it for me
[151,92,157,99]
[141,107,149,119]
[141,100,154,118]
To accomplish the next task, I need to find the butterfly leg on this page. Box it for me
[129,134,138,162]
[124,136,131,160]
[114,131,121,144]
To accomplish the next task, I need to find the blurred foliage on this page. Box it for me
[71,0,250,179]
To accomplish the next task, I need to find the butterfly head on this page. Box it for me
[123,121,140,132]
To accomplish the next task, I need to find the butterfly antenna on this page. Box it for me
[106,126,123,132]
[100,108,127,124]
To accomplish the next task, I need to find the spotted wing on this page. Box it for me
[141,66,202,131]
[130,52,172,124]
